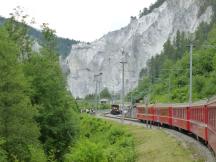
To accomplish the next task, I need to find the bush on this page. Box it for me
[0,138,7,162]
[28,145,47,162]
[7,139,31,162]
[64,115,135,162]
[64,140,106,162]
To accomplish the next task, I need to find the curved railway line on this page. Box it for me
[99,113,216,162]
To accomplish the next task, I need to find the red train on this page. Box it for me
[136,99,216,154]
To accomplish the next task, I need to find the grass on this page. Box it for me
[123,125,204,162]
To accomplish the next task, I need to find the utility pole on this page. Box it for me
[112,85,115,104]
[120,50,127,122]
[94,75,98,110]
[94,72,103,111]
[168,75,171,101]
[98,75,101,105]
[189,43,193,107]
[187,43,195,107]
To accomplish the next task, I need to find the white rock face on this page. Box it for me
[64,0,213,98]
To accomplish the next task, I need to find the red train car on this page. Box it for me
[153,104,171,126]
[207,100,216,153]
[189,103,208,141]
[136,104,155,122]
[136,99,216,154]
[171,104,189,131]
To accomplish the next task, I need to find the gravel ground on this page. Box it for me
[99,114,216,162]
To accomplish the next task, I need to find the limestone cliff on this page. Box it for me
[64,0,213,98]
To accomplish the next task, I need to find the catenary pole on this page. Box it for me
[189,43,193,107]
[120,50,127,122]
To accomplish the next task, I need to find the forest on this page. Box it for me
[0,8,135,162]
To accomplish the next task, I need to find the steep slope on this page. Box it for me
[65,0,213,98]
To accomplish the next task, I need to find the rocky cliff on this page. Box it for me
[64,0,213,98]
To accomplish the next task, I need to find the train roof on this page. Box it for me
[155,101,207,108]
[136,96,216,108]
[206,96,216,106]
[136,100,209,108]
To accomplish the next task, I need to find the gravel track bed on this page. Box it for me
[99,114,216,162]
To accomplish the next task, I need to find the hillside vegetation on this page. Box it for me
[130,20,216,103]
[0,16,79,58]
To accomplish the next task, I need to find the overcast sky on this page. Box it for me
[1,0,156,42]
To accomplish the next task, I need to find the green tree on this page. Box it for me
[24,24,79,161]
[40,23,57,54]
[100,88,111,99]
[4,6,34,61]
[0,27,40,162]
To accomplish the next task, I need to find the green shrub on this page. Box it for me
[0,138,7,162]
[7,139,31,162]
[28,145,47,162]
[64,140,106,162]
[64,115,135,162]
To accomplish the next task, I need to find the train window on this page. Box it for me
[211,110,213,127]
[212,110,214,128]
[210,109,213,126]
[209,108,216,129]
[182,109,184,118]
[192,109,195,120]
[202,108,204,122]
[198,108,200,121]
[199,108,201,121]
[197,108,199,120]
[184,109,186,119]
[212,109,216,128]
[213,110,215,128]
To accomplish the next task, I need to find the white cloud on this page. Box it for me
[0,0,156,41]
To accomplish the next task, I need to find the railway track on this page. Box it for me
[100,113,216,162]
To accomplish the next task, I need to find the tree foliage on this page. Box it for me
[132,22,216,103]
[0,24,40,162]
[64,115,135,162]
[23,24,79,161]
[0,8,79,162]
[100,88,111,99]
[139,0,166,18]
